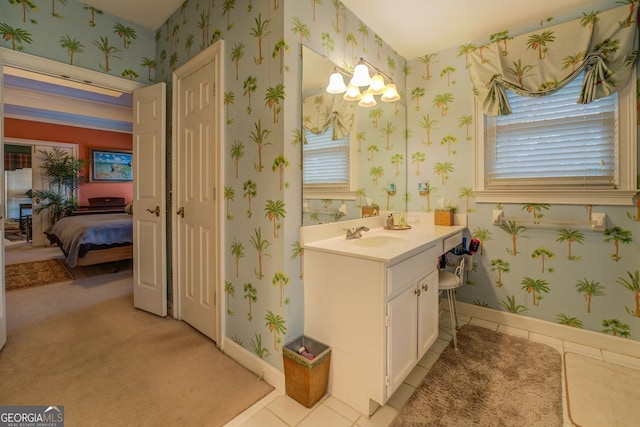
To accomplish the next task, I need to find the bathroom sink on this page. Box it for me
[351,235,406,247]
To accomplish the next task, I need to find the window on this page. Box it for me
[474,72,637,206]
[303,125,357,199]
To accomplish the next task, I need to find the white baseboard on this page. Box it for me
[222,337,285,392]
[456,302,640,358]
[222,302,640,401]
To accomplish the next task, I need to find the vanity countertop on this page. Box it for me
[301,213,466,264]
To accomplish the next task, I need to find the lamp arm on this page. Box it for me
[357,57,394,84]
[332,59,395,84]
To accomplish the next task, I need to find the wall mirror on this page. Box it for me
[301,46,407,226]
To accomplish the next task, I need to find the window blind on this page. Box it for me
[303,126,350,187]
[484,74,618,188]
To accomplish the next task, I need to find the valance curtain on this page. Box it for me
[302,93,356,140]
[468,2,639,116]
[4,153,31,171]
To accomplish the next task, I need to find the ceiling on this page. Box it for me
[3,66,134,132]
[82,0,610,59]
[80,0,184,33]
[341,0,610,59]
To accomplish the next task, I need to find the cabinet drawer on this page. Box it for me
[387,246,439,297]
[442,232,462,253]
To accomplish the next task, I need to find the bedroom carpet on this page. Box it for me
[1,273,274,427]
[390,324,563,427]
[4,231,26,242]
[564,352,640,427]
[5,258,73,291]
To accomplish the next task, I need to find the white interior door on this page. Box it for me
[31,143,77,247]
[172,42,223,343]
[132,83,167,316]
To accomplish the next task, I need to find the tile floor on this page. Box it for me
[225,308,640,427]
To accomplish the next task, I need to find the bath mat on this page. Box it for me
[391,324,563,426]
[564,352,640,427]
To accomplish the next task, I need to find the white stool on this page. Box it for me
[438,257,465,349]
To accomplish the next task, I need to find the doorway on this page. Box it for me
[0,49,146,349]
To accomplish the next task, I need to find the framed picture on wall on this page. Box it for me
[90,149,133,182]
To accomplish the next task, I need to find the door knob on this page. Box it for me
[146,206,160,217]
[176,207,185,218]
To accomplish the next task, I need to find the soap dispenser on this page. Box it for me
[387,214,394,228]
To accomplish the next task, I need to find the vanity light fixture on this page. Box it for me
[325,58,400,106]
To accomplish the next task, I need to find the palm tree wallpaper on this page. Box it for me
[405,0,640,346]
[2,0,640,372]
[1,0,154,80]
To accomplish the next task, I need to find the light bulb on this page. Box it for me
[343,84,362,101]
[358,89,377,107]
[350,64,372,87]
[326,72,347,94]
[369,74,386,95]
[381,83,400,102]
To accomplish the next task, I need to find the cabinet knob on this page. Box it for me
[422,284,428,292]
[414,288,421,296]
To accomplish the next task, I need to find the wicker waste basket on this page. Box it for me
[283,336,331,408]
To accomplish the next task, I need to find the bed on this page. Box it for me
[44,198,133,268]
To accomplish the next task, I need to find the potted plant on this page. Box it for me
[32,147,86,226]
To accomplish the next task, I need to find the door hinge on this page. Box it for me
[385,315,389,327]
[385,375,389,386]
[214,291,216,306]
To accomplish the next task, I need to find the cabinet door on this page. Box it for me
[386,286,418,398]
[418,269,439,359]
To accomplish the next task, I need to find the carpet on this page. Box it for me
[5,258,73,291]
[2,276,274,426]
[565,352,640,427]
[391,324,563,427]
[4,231,26,241]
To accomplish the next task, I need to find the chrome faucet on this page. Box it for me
[345,226,369,239]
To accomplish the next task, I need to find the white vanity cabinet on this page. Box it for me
[303,241,442,416]
[386,247,439,397]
